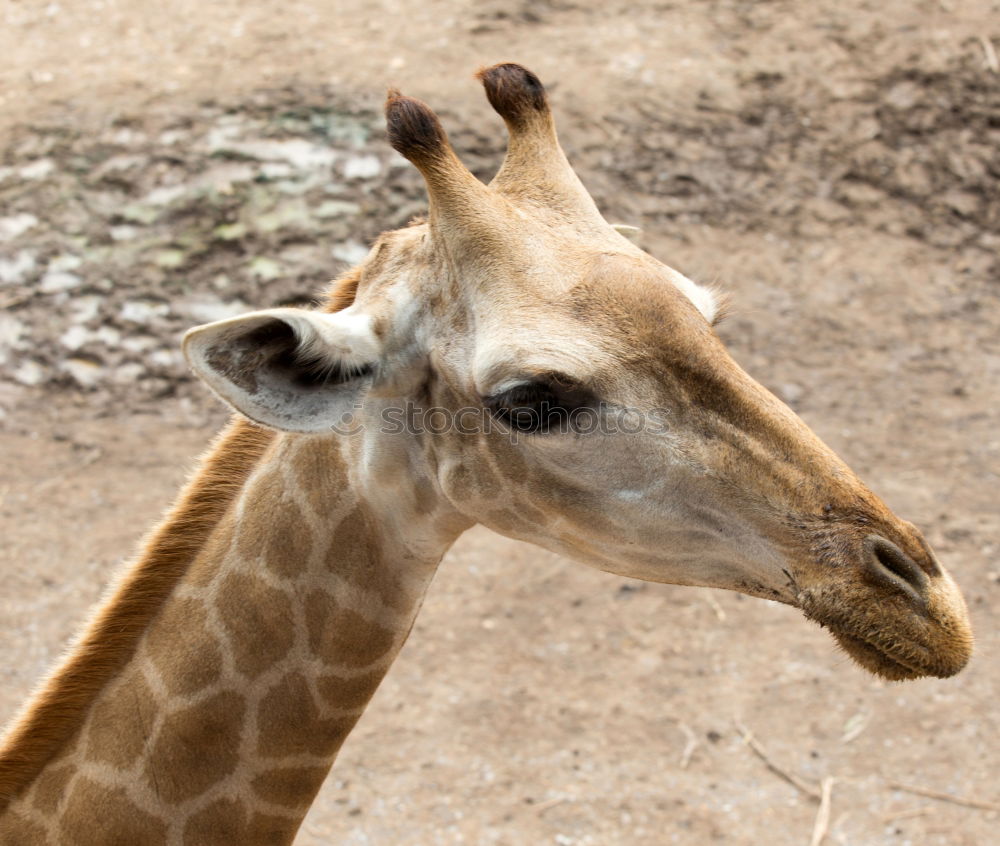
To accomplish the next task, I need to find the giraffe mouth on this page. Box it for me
[826,628,925,681]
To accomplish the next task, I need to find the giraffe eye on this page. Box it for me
[485,379,593,434]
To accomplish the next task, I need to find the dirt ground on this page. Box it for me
[1,1,999,844]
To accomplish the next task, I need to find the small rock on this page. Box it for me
[331,241,369,265]
[110,225,140,241]
[176,294,248,323]
[152,249,186,269]
[144,185,187,206]
[315,200,361,219]
[19,159,55,180]
[62,357,104,388]
[213,222,247,241]
[13,359,46,386]
[120,204,160,225]
[40,271,83,293]
[70,295,102,323]
[60,325,92,350]
[247,257,283,281]
[254,202,311,233]
[149,348,183,369]
[342,154,381,180]
[113,362,145,384]
[0,251,37,285]
[120,334,158,354]
[0,213,39,242]
[120,300,170,324]
[0,313,25,363]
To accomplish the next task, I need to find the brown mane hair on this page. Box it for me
[0,268,361,810]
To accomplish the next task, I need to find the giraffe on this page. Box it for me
[0,64,973,844]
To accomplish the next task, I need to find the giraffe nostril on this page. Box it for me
[864,535,929,605]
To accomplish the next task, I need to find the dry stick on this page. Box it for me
[980,35,1000,74]
[735,720,822,801]
[881,807,934,823]
[677,721,698,769]
[888,781,1000,813]
[809,777,836,846]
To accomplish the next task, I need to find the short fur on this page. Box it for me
[0,420,274,810]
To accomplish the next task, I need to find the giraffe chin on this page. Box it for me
[827,629,928,681]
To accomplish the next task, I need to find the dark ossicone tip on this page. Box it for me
[385,90,450,164]
[476,63,548,125]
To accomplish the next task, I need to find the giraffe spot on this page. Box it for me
[145,691,245,804]
[183,797,251,846]
[256,672,357,759]
[31,761,75,815]
[316,668,385,711]
[85,669,158,769]
[291,437,346,517]
[304,590,397,669]
[251,765,330,808]
[0,810,51,846]
[188,508,240,589]
[236,469,314,579]
[59,777,167,846]
[250,812,301,843]
[144,596,223,696]
[324,507,410,612]
[216,571,295,679]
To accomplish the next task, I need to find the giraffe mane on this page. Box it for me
[0,268,362,810]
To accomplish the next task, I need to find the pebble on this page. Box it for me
[13,359,46,386]
[120,300,170,324]
[331,241,369,265]
[0,314,25,363]
[0,251,37,286]
[62,357,104,388]
[40,271,83,293]
[342,154,381,180]
[0,213,39,242]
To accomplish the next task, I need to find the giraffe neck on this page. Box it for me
[0,429,467,845]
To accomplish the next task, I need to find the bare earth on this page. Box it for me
[1,1,998,844]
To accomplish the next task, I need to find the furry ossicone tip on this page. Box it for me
[384,90,450,164]
[476,62,549,125]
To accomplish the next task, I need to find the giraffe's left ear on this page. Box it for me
[182,307,381,434]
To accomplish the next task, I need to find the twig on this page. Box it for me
[980,36,999,74]
[705,591,726,622]
[888,781,1000,813]
[809,777,836,846]
[735,720,821,801]
[881,806,933,823]
[678,721,699,769]
[534,797,568,815]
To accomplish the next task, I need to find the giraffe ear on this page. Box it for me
[182,307,381,434]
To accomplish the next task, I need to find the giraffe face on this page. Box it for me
[184,63,972,680]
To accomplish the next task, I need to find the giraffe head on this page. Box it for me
[184,64,972,681]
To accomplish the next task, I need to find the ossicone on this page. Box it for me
[384,90,452,166]
[476,63,549,126]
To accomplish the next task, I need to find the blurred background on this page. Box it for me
[1,1,997,843]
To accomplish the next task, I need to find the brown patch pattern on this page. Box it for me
[84,669,158,769]
[305,590,397,670]
[216,571,295,679]
[256,672,356,759]
[144,691,245,804]
[251,765,330,808]
[145,597,223,696]
[60,777,167,846]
